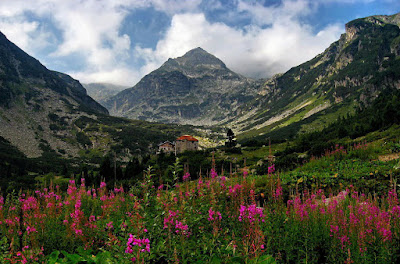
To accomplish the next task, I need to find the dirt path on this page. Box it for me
[378,153,400,162]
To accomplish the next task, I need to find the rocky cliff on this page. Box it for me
[104,47,262,125]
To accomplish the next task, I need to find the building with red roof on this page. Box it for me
[175,135,199,153]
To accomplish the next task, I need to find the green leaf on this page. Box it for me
[95,251,114,264]
[47,250,60,264]
[60,250,84,263]
[257,255,277,264]
[230,256,245,263]
[210,255,222,263]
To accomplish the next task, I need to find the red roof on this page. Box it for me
[176,135,198,142]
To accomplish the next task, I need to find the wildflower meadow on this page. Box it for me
[1,144,400,263]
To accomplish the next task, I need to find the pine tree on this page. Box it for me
[226,128,237,148]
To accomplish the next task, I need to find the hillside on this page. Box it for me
[232,12,400,140]
[0,31,195,164]
[0,31,111,158]
[104,47,262,125]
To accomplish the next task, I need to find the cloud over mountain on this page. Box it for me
[0,0,398,85]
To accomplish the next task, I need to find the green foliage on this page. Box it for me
[0,236,9,263]
[76,132,92,148]
[47,248,116,263]
[389,141,400,153]
[168,157,183,186]
[177,150,212,180]
[124,157,144,182]
[263,88,400,171]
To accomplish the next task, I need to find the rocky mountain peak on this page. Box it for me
[345,12,400,42]
[104,46,260,125]
[161,47,227,73]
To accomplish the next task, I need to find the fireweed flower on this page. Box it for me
[229,184,242,196]
[211,169,218,179]
[163,210,190,236]
[22,197,38,211]
[268,164,275,174]
[126,234,150,254]
[273,185,283,200]
[208,207,222,221]
[239,204,265,223]
[114,187,124,193]
[67,180,77,195]
[106,221,114,230]
[164,210,178,229]
[26,226,37,235]
[175,221,189,234]
[183,172,191,181]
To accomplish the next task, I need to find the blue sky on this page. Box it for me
[0,0,399,86]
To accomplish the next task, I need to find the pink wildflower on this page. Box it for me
[211,169,218,179]
[208,207,222,221]
[268,164,275,174]
[239,204,265,223]
[126,234,150,255]
[106,221,114,230]
[183,172,191,181]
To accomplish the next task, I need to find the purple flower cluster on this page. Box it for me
[211,169,218,179]
[238,204,265,223]
[208,208,222,221]
[268,164,275,174]
[125,234,150,254]
[183,172,191,181]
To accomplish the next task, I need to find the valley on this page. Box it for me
[0,9,400,264]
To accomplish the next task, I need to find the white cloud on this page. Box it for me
[135,9,343,79]
[0,0,203,86]
[0,0,350,86]
[150,0,202,15]
[71,67,142,87]
[237,0,315,26]
[0,16,55,56]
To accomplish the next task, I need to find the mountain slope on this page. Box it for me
[83,83,128,104]
[0,31,191,160]
[104,47,262,125]
[0,32,107,114]
[234,12,400,140]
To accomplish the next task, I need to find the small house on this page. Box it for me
[158,141,175,154]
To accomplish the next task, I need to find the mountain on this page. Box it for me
[0,31,110,158]
[83,83,128,105]
[0,32,107,114]
[0,31,191,161]
[104,47,262,125]
[234,12,400,141]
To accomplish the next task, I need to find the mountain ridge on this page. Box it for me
[104,47,261,125]
[234,11,400,141]
[0,32,107,114]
